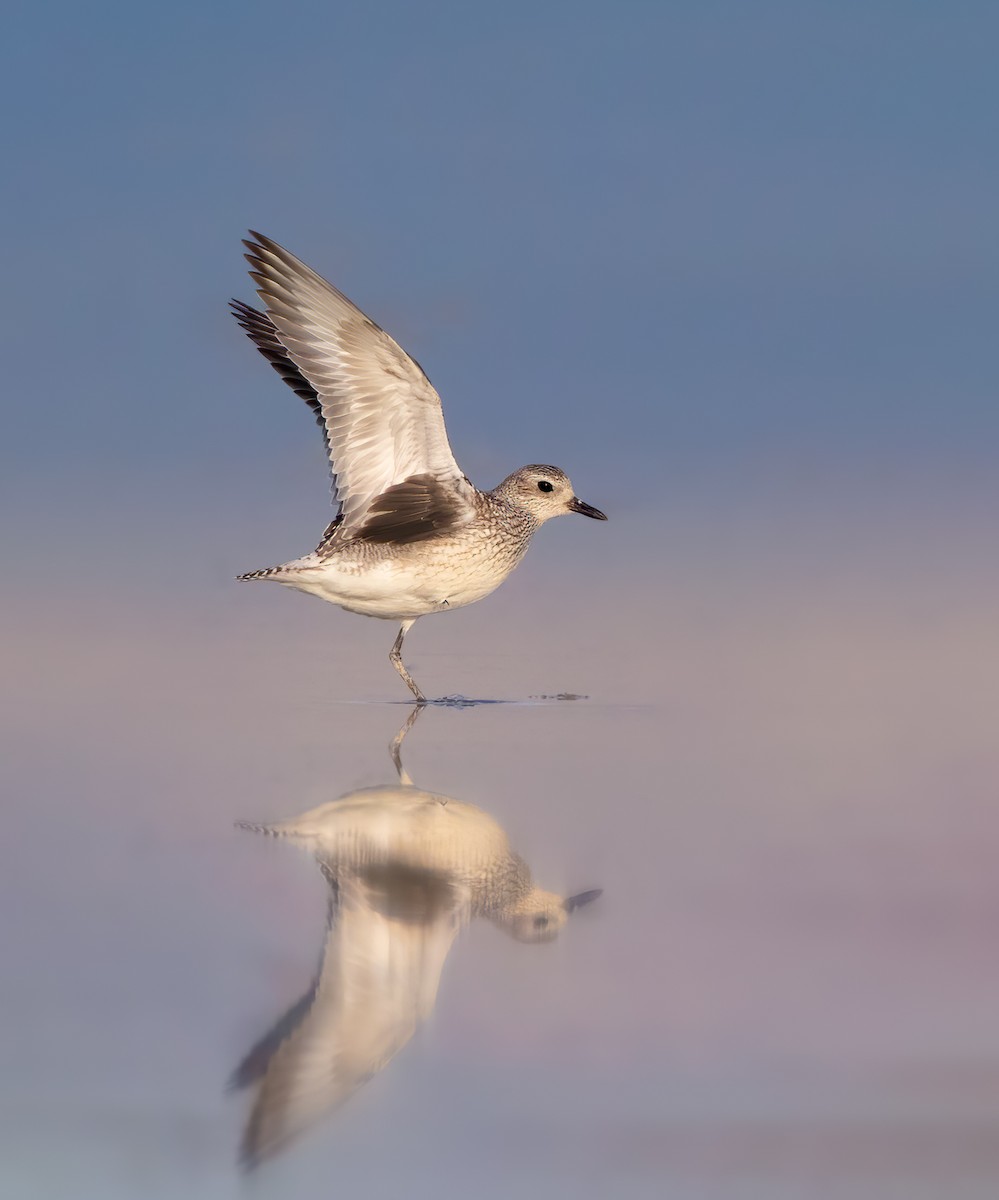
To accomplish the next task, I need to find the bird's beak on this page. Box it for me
[565,888,603,913]
[568,497,608,521]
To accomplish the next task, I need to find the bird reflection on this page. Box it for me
[231,707,601,1168]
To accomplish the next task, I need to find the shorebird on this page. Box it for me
[231,232,607,701]
[231,732,601,1166]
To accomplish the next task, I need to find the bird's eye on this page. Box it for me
[533,915,550,928]
[537,480,554,493]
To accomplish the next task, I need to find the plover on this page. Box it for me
[232,232,607,701]
[232,772,600,1166]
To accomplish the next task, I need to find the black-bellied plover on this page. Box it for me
[232,775,601,1167]
[232,233,607,701]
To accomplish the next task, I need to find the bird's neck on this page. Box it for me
[475,851,533,919]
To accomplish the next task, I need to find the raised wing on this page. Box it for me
[235,861,468,1168]
[241,232,475,542]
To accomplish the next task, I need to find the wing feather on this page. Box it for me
[240,232,474,540]
[229,300,337,483]
[237,866,465,1168]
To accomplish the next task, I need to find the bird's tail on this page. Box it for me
[234,799,355,842]
[236,565,286,582]
[234,818,297,838]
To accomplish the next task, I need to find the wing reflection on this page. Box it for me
[231,708,601,1168]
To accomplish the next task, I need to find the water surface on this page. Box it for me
[4,529,999,1198]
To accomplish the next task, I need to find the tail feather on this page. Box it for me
[235,819,288,837]
[236,566,286,581]
[235,817,319,843]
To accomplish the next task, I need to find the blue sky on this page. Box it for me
[4,0,997,542]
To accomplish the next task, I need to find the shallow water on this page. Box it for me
[4,519,999,1199]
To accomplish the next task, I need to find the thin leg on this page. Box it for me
[389,704,424,783]
[389,619,426,703]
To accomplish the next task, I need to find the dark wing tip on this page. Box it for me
[226,982,319,1094]
[228,297,263,330]
[237,1119,267,1173]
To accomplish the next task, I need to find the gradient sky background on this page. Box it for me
[4,4,999,1197]
[3,1,998,540]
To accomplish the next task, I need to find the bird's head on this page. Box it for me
[497,465,608,525]
[503,886,603,943]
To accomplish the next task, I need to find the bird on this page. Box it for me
[230,769,601,1166]
[231,232,608,701]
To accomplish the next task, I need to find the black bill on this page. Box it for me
[569,497,608,520]
[565,888,603,912]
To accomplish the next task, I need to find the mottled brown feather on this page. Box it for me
[351,473,470,544]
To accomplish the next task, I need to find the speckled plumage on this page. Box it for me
[232,232,607,699]
[243,485,540,620]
